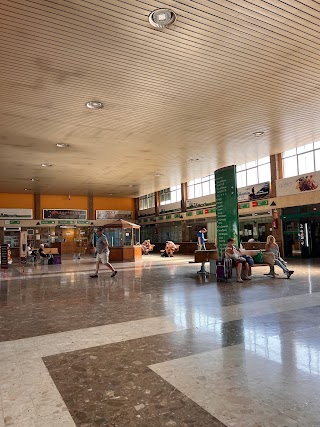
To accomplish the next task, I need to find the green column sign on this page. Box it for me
[215,165,239,257]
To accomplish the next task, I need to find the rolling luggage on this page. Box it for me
[216,258,232,282]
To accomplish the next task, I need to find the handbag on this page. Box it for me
[253,250,264,264]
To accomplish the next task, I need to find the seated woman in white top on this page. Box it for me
[225,238,251,283]
[165,241,176,257]
[265,235,294,278]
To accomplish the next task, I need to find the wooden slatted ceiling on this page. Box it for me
[0,0,320,195]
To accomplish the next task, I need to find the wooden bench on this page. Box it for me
[194,250,218,275]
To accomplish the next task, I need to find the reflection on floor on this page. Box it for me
[0,255,320,426]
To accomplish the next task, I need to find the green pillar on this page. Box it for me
[215,165,239,257]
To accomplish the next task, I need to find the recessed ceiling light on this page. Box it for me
[154,173,163,177]
[56,143,69,148]
[86,101,103,109]
[24,188,31,191]
[149,8,176,28]
[128,185,135,188]
[188,158,200,162]
[30,178,35,181]
[41,163,52,167]
[253,131,265,137]
[108,193,113,196]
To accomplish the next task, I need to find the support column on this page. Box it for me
[34,193,41,220]
[181,182,187,212]
[215,165,239,257]
[134,198,139,220]
[155,191,160,217]
[88,196,94,220]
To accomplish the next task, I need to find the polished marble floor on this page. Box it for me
[0,255,320,426]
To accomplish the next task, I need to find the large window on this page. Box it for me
[187,174,215,199]
[139,193,155,210]
[160,185,181,205]
[282,142,320,178]
[236,157,271,188]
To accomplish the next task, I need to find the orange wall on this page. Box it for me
[40,195,88,212]
[93,197,135,212]
[0,193,34,209]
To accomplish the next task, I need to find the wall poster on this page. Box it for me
[276,172,320,197]
[0,208,33,219]
[96,210,133,220]
[43,209,87,220]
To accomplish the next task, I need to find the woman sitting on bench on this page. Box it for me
[225,238,251,283]
[165,240,177,257]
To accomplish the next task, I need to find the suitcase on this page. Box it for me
[216,258,232,282]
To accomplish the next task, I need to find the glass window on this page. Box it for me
[283,148,297,158]
[236,156,270,188]
[139,193,155,210]
[246,167,258,186]
[236,171,246,188]
[258,156,270,165]
[246,160,257,169]
[282,142,320,178]
[283,157,298,178]
[160,185,181,205]
[187,174,215,199]
[258,163,271,183]
[315,149,320,171]
[298,152,314,174]
[297,143,313,154]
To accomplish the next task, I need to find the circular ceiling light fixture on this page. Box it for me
[253,131,265,137]
[56,143,69,148]
[149,8,176,28]
[24,188,31,191]
[41,163,52,167]
[86,101,104,110]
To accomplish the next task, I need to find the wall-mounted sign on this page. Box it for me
[277,172,320,197]
[77,220,90,224]
[5,220,21,225]
[165,215,171,220]
[43,209,87,220]
[174,213,181,218]
[58,220,75,224]
[0,244,8,268]
[41,220,56,224]
[186,212,193,217]
[0,209,33,220]
[196,210,204,215]
[239,203,250,209]
[96,210,133,220]
[238,182,270,202]
[215,165,239,253]
[158,216,163,220]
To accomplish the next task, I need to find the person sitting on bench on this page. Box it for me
[225,238,251,283]
[265,235,294,278]
[27,244,37,262]
[165,240,177,257]
[141,239,152,255]
[38,244,49,259]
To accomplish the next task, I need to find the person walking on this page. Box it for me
[197,227,207,250]
[90,227,117,278]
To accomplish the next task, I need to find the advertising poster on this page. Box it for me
[0,208,33,219]
[43,209,87,219]
[276,172,320,197]
[215,165,239,256]
[238,182,270,202]
[96,210,133,220]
